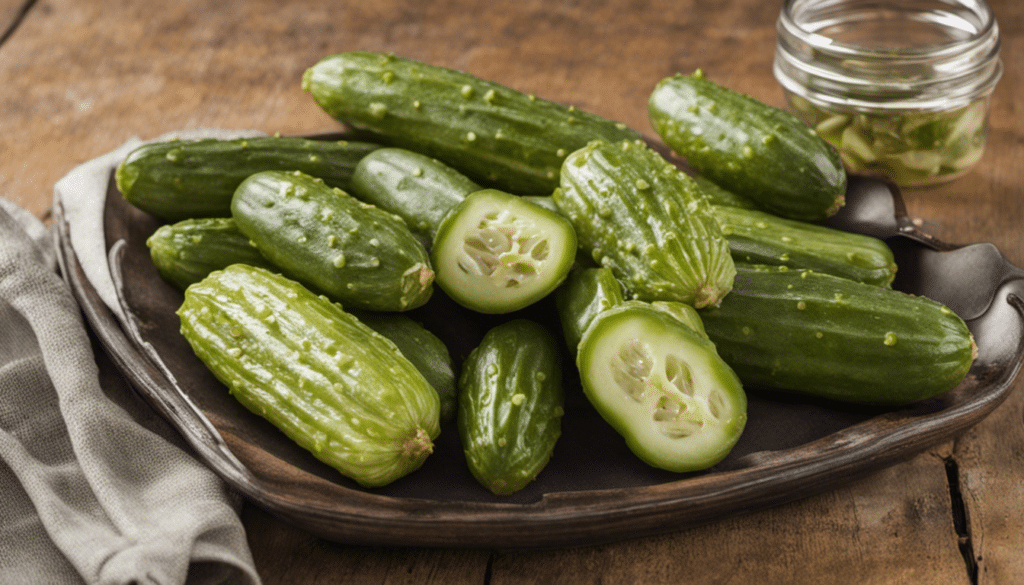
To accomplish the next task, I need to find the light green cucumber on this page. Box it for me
[458,319,564,496]
[231,170,433,312]
[177,264,440,488]
[554,138,735,308]
[302,51,639,194]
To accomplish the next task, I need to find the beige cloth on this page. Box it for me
[0,190,260,582]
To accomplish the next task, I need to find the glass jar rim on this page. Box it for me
[775,0,1002,113]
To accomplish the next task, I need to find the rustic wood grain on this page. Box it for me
[3,0,1022,583]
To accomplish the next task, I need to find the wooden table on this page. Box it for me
[3,0,1022,583]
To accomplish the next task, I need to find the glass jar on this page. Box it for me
[774,0,1002,187]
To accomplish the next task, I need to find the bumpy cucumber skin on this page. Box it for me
[555,139,736,308]
[691,175,761,210]
[458,320,564,496]
[177,264,440,488]
[146,217,277,291]
[649,71,847,221]
[116,136,380,221]
[351,310,458,423]
[349,147,481,242]
[576,303,747,473]
[555,266,626,355]
[302,51,640,194]
[698,265,976,405]
[713,205,898,287]
[431,189,577,314]
[231,170,434,312]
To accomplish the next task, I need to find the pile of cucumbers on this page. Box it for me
[118,51,977,495]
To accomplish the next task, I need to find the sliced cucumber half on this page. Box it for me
[577,303,746,472]
[432,189,577,314]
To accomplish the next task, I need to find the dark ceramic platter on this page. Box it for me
[55,136,1024,548]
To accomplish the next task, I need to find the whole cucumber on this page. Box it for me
[698,265,977,405]
[231,170,434,312]
[349,147,481,243]
[303,51,640,194]
[177,264,440,488]
[146,217,277,291]
[458,319,564,496]
[649,70,847,221]
[117,136,380,221]
[555,139,736,308]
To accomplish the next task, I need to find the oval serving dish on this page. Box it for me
[54,134,1024,548]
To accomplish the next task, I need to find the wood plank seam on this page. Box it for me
[0,0,37,47]
[945,456,979,585]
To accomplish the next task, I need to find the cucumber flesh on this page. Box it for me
[577,303,746,472]
[432,189,576,314]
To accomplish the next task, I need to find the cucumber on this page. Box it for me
[713,205,898,287]
[431,189,577,314]
[698,265,977,405]
[302,51,640,194]
[231,170,434,312]
[177,264,440,488]
[555,266,626,355]
[458,319,564,496]
[116,136,380,221]
[351,311,457,423]
[146,217,277,291]
[691,174,761,210]
[649,70,847,221]
[554,139,736,308]
[349,147,481,242]
[577,302,747,473]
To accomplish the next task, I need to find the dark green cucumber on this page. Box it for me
[577,302,747,472]
[349,147,481,243]
[177,264,440,488]
[231,170,433,312]
[714,205,898,287]
[555,139,736,308]
[555,266,626,355]
[458,319,564,496]
[698,265,977,405]
[431,189,576,314]
[302,51,640,194]
[649,70,847,221]
[146,217,277,291]
[691,174,761,210]
[351,311,457,423]
[117,136,380,221]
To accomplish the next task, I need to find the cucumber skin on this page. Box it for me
[177,265,440,488]
[554,139,736,308]
[147,217,277,291]
[713,205,898,287]
[555,266,626,355]
[349,147,481,242]
[698,265,976,405]
[351,311,458,423]
[649,71,847,221]
[117,136,380,221]
[231,170,434,312]
[303,51,640,194]
[458,320,564,496]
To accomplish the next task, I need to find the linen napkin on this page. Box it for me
[0,143,262,583]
